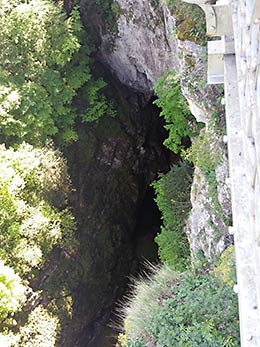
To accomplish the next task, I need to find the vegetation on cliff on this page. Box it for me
[116,8,239,344]
[117,259,239,347]
[116,77,239,346]
[0,0,102,344]
[0,0,239,346]
[153,72,197,154]
[0,0,113,145]
[166,0,207,44]
[151,162,192,270]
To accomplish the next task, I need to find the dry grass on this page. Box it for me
[114,263,179,341]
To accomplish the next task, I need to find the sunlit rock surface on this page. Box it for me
[187,151,232,260]
[81,0,180,94]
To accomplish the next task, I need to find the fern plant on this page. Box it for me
[153,72,197,154]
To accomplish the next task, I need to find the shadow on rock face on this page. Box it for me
[52,68,175,347]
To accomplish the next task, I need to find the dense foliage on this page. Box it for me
[0,143,74,275]
[153,72,196,154]
[0,260,26,321]
[0,143,75,342]
[0,143,75,344]
[117,266,239,347]
[0,1,96,344]
[0,0,112,145]
[12,305,60,347]
[152,162,193,270]
[166,0,207,44]
[94,0,121,32]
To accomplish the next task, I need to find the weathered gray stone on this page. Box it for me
[186,150,231,261]
[178,39,224,124]
[216,150,232,219]
[98,0,179,94]
[80,0,232,297]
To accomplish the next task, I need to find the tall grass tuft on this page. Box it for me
[115,263,179,342]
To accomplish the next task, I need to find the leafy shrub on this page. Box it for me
[117,267,240,347]
[0,0,112,145]
[166,0,207,44]
[153,73,197,154]
[94,0,121,32]
[0,260,26,321]
[214,246,236,287]
[13,305,60,347]
[147,272,239,347]
[154,227,190,270]
[80,79,116,122]
[152,162,193,270]
[0,143,75,275]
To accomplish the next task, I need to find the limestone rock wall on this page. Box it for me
[82,0,180,94]
[177,40,232,260]
[79,0,232,264]
[186,146,232,260]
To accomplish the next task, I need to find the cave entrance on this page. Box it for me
[77,95,170,347]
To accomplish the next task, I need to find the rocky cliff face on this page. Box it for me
[186,145,232,260]
[59,71,171,346]
[80,0,179,95]
[177,41,232,260]
[79,0,231,260]
[60,0,233,344]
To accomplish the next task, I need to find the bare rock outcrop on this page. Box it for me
[178,41,232,260]
[97,0,179,94]
[186,146,232,260]
[79,0,232,261]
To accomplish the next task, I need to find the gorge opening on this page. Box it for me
[61,69,178,346]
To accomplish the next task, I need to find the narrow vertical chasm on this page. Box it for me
[60,69,175,346]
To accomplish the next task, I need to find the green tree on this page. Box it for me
[0,0,112,145]
[0,260,26,321]
[0,143,75,275]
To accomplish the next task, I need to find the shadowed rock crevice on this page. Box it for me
[79,0,179,95]
[58,68,175,347]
